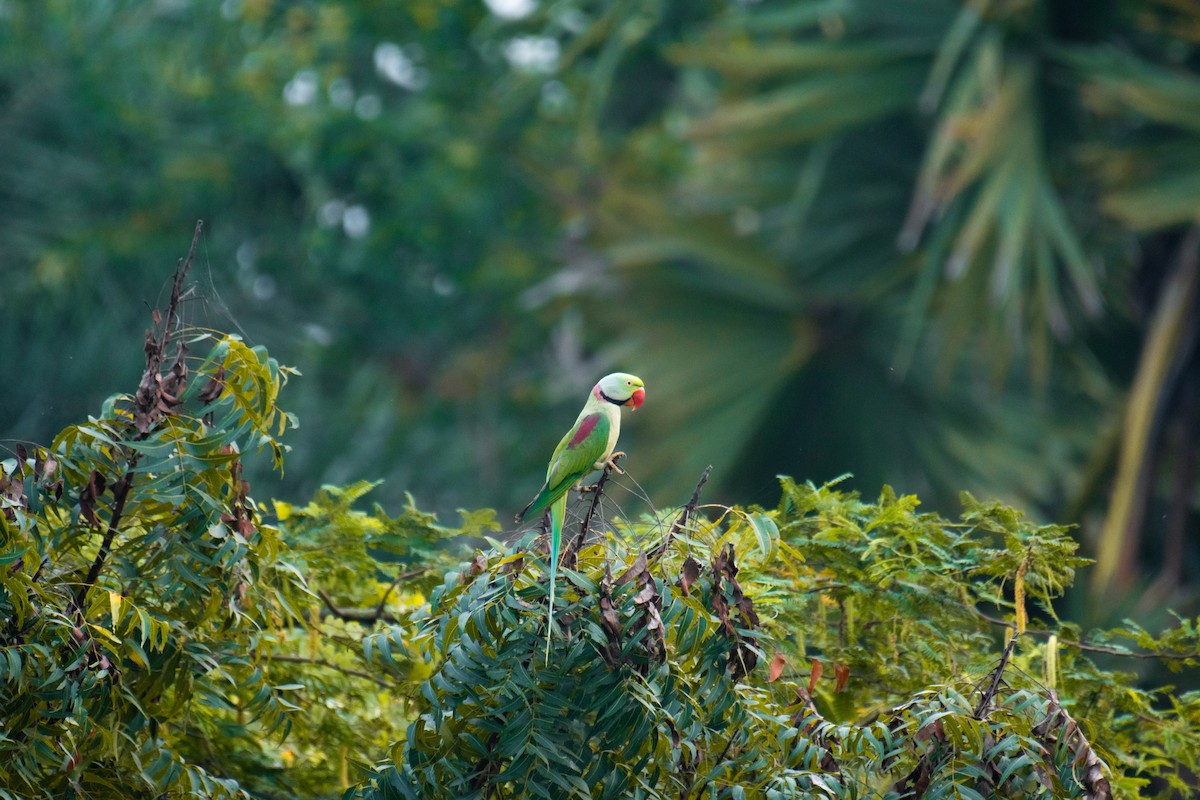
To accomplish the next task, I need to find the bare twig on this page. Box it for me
[316,588,402,625]
[700,732,740,793]
[895,632,1021,797]
[373,568,426,620]
[970,607,1200,661]
[649,465,711,562]
[267,654,390,688]
[70,475,133,616]
[1033,690,1113,800]
[974,631,1019,719]
[563,455,620,569]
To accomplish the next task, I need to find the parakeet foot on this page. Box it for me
[604,452,626,474]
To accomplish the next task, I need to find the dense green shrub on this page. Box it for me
[354,474,1200,799]
[0,258,306,796]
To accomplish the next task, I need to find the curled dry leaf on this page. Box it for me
[679,555,700,597]
[79,471,107,527]
[197,365,226,405]
[834,663,850,693]
[499,555,524,577]
[769,653,786,682]
[461,553,489,584]
[599,568,622,668]
[615,551,648,587]
[710,544,759,679]
[632,564,665,664]
[808,658,823,694]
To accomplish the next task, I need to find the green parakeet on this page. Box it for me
[517,372,646,662]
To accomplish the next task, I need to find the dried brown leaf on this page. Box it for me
[808,658,823,694]
[834,663,850,693]
[615,552,648,587]
[198,366,226,404]
[1033,690,1112,800]
[598,568,623,667]
[769,653,786,682]
[79,471,107,527]
[462,552,488,583]
[679,555,701,597]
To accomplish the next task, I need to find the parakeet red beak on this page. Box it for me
[627,387,645,410]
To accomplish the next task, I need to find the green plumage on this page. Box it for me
[520,413,612,522]
[518,412,611,663]
[517,372,644,665]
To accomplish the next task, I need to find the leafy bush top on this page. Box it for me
[356,472,1200,800]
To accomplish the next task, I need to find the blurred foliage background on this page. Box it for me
[2,0,1198,622]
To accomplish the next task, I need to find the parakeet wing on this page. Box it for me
[518,412,611,521]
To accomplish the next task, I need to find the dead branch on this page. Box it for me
[373,568,426,620]
[1033,690,1113,800]
[563,454,621,569]
[267,654,390,688]
[970,606,1200,661]
[974,630,1019,719]
[316,587,403,625]
[649,465,711,562]
[70,220,203,619]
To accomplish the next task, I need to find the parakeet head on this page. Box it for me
[595,373,645,410]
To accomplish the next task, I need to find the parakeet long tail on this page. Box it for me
[546,493,565,664]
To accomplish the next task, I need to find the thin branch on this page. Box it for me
[649,465,711,562]
[317,588,402,625]
[695,731,740,799]
[974,630,1019,719]
[70,475,133,616]
[267,654,390,688]
[373,568,426,620]
[896,632,1021,797]
[563,456,620,568]
[161,220,202,353]
[970,607,1200,661]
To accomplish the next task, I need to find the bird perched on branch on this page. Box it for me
[517,372,645,662]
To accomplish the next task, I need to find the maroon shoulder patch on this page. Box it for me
[568,414,601,447]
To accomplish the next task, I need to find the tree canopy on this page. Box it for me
[3,244,1199,798]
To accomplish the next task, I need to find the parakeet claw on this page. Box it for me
[605,452,626,474]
